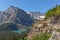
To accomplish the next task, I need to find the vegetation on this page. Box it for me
[0,23,29,40]
[0,31,28,40]
[31,33,51,40]
[45,5,60,19]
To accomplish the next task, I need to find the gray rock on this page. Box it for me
[49,30,60,40]
[48,15,60,29]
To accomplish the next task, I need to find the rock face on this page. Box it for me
[49,30,60,40]
[0,6,33,26]
[48,15,60,29]
[49,15,60,24]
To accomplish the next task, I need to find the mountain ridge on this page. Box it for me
[0,6,33,26]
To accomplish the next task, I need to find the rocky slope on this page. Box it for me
[49,30,60,40]
[48,15,60,29]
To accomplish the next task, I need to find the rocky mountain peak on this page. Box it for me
[0,6,33,26]
[9,6,15,8]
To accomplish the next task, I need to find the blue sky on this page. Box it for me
[0,0,60,13]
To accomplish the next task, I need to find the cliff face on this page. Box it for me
[49,30,60,40]
[48,15,60,29]
[0,6,33,26]
[51,15,60,25]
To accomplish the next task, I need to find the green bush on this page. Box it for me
[32,33,51,40]
[45,5,60,20]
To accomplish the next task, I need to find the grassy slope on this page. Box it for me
[45,5,60,19]
[31,33,51,40]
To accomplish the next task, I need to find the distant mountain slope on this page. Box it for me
[27,12,45,21]
[27,12,41,20]
[0,6,33,26]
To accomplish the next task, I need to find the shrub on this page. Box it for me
[32,33,51,40]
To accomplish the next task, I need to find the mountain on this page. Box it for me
[27,12,45,20]
[0,6,33,26]
[27,12,41,20]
